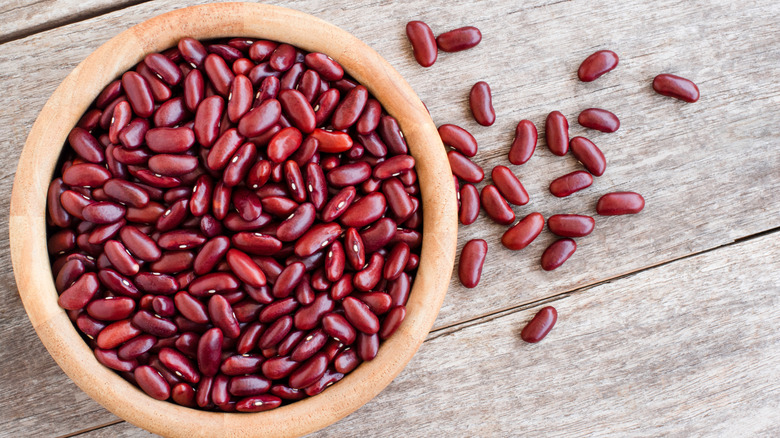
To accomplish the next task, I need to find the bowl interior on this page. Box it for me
[9,3,457,437]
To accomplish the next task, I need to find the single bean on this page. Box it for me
[547,214,595,237]
[521,306,557,343]
[459,239,487,288]
[508,120,537,165]
[502,212,545,250]
[436,26,482,52]
[545,111,569,156]
[438,124,477,157]
[653,74,700,103]
[447,150,484,183]
[541,238,577,271]
[405,21,437,67]
[596,192,645,215]
[469,81,495,126]
[492,166,529,206]
[480,185,515,225]
[578,50,619,82]
[578,108,620,133]
[549,171,593,197]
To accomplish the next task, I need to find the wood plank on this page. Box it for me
[81,232,780,436]
[0,0,146,43]
[0,0,778,436]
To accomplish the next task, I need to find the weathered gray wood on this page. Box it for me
[0,0,146,43]
[82,232,780,437]
[0,0,779,436]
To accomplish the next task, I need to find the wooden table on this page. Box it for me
[1,0,778,436]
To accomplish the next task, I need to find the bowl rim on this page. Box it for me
[9,2,457,437]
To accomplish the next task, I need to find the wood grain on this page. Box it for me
[0,0,778,436]
[0,0,146,43]
[84,233,780,437]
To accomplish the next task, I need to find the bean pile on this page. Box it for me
[48,37,423,411]
[407,22,699,342]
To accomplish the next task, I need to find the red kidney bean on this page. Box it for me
[491,166,529,206]
[458,239,487,288]
[578,50,619,82]
[342,296,380,334]
[438,124,477,157]
[327,162,371,187]
[117,118,150,150]
[278,89,316,134]
[290,329,328,362]
[104,240,140,276]
[183,69,205,113]
[156,199,188,233]
[545,111,569,156]
[109,101,132,145]
[174,291,209,324]
[221,355,264,377]
[502,212,545,251]
[103,179,149,208]
[480,185,515,225]
[340,192,386,227]
[135,365,171,400]
[322,313,357,345]
[159,347,200,384]
[459,183,480,225]
[95,348,138,372]
[227,74,253,123]
[48,178,73,228]
[578,108,620,133]
[294,223,342,257]
[118,334,156,360]
[56,259,86,292]
[87,297,135,321]
[304,163,327,211]
[293,292,333,330]
[549,170,593,197]
[145,127,195,154]
[360,217,396,254]
[383,178,415,222]
[63,163,111,188]
[406,21,437,67]
[171,383,197,407]
[269,44,296,71]
[378,305,406,340]
[193,95,224,147]
[272,262,305,298]
[547,214,595,237]
[596,192,645,215]
[259,297,298,323]
[197,328,223,376]
[405,254,419,272]
[207,295,240,339]
[247,40,277,62]
[96,319,142,349]
[309,128,353,153]
[148,154,199,177]
[298,69,321,103]
[121,71,154,117]
[331,85,368,130]
[333,348,360,374]
[78,108,102,131]
[304,53,344,81]
[223,248,265,287]
[541,238,577,271]
[521,306,557,343]
[373,155,415,180]
[284,160,307,203]
[236,394,282,412]
[329,273,353,301]
[238,98,281,137]
[150,250,195,274]
[48,229,75,254]
[188,272,240,297]
[189,175,213,217]
[98,268,140,299]
[58,272,100,310]
[338,228,364,272]
[377,116,408,155]
[313,89,340,127]
[228,374,272,397]
[265,127,302,163]
[653,74,700,103]
[324,241,345,282]
[133,310,177,337]
[354,253,384,291]
[320,187,356,222]
[207,129,245,171]
[356,99,381,135]
[288,352,328,389]
[436,26,482,52]
[469,81,495,126]
[508,119,537,165]
[383,242,410,281]
[569,136,607,177]
[225,144,258,187]
[96,80,123,109]
[237,322,266,354]
[447,150,484,183]
[145,52,182,86]
[203,54,235,96]
[388,272,411,307]
[178,37,208,68]
[258,315,293,349]
[231,187,262,221]
[357,332,379,361]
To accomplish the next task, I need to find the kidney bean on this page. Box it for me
[238,98,281,137]
[144,127,195,155]
[172,293,207,325]
[381,242,409,281]
[313,89,340,127]
[354,99,381,135]
[48,178,73,228]
[234,322,265,354]
[281,160,305,203]
[373,156,415,181]
[286,352,326,389]
[353,253,384,291]
[220,248,265,288]
[480,185,515,225]
[150,250,195,274]
[653,73,700,102]
[78,108,102,131]
[387,272,410,307]
[375,116,407,156]
[95,80,123,109]
[290,292,331,331]
[303,53,344,81]
[458,239,488,288]
[502,212,545,250]
[57,272,100,310]
[339,192,386,228]
[48,229,75,255]
[102,179,149,208]
[545,111,569,156]
[276,89,316,134]
[224,74,251,123]
[235,394,282,412]
[171,383,197,408]
[309,129,353,155]
[296,70,320,103]
[256,297,296,324]
[570,136,606,177]
[541,238,576,271]
[447,150,484,183]
[356,332,379,361]
[266,43,294,71]
[108,101,132,145]
[63,163,111,188]
[290,329,328,363]
[259,128,301,165]
[325,162,370,188]
[117,334,156,360]
[333,348,360,374]
[359,292,394,316]
[182,70,205,113]
[144,52,182,86]
[133,310,178,338]
[405,254,419,272]
[578,108,620,133]
[293,223,342,258]
[378,306,406,341]
[469,81,495,126]
[258,315,293,349]
[196,328,223,376]
[103,240,139,276]
[115,119,148,151]
[96,269,139,299]
[331,85,368,130]
[549,171,593,197]
[131,168,182,189]
[157,229,206,251]
[385,177,416,222]
[436,26,482,52]
[362,217,398,254]
[226,374,271,397]
[96,319,142,350]
[320,187,356,223]
[271,262,304,298]
[188,272,240,297]
[177,38,207,68]
[159,347,200,384]
[438,124,477,157]
[492,166,529,206]
[221,355,264,377]
[205,295,239,339]
[121,71,154,118]
[134,365,171,400]
[323,241,345,283]
[276,330,305,357]
[521,306,557,343]
[597,192,645,215]
[322,313,357,345]
[87,296,135,321]
[505,120,537,165]
[203,54,235,96]
[578,50,619,82]
[192,96,224,147]
[341,296,379,334]
[195,376,214,408]
[207,129,245,171]
[406,21,437,67]
[94,348,138,372]
[547,214,595,238]
[55,259,86,292]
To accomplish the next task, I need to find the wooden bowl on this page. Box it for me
[9,3,457,437]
